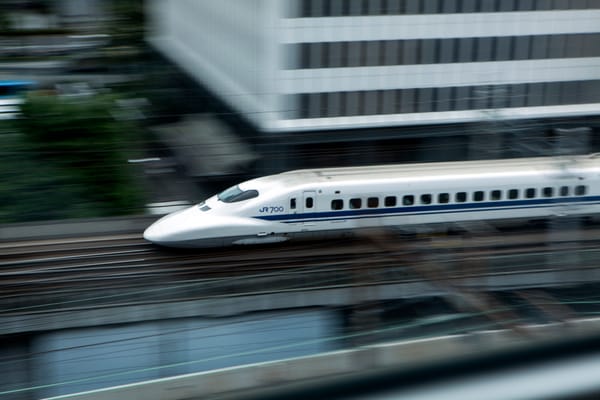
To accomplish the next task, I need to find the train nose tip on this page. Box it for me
[143,223,165,244]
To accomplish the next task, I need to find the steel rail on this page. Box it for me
[1,227,599,316]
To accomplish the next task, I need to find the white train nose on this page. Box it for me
[143,222,166,244]
[143,204,282,248]
[143,206,200,245]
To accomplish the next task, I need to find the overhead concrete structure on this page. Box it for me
[147,0,600,133]
[150,114,259,178]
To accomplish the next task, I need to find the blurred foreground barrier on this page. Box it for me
[43,317,600,400]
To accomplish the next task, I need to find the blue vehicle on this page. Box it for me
[0,80,34,97]
[0,80,35,119]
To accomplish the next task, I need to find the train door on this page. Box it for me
[302,191,316,213]
[302,191,317,228]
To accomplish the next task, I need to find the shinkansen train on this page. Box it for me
[143,154,600,248]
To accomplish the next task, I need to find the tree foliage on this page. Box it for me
[0,93,146,223]
[108,0,145,48]
[0,130,91,222]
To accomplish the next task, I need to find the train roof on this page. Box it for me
[266,154,600,187]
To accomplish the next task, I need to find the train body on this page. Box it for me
[143,154,600,248]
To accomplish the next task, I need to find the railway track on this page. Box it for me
[1,226,600,316]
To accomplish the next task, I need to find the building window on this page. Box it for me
[346,91,360,116]
[290,79,600,119]
[365,91,378,115]
[420,39,437,64]
[365,41,380,67]
[400,88,416,113]
[532,35,549,59]
[383,41,399,66]
[454,86,472,111]
[458,37,474,63]
[405,0,420,14]
[496,36,512,61]
[527,82,545,107]
[418,88,434,112]
[307,93,321,118]
[513,35,531,60]
[348,0,362,15]
[402,39,419,65]
[461,0,477,12]
[476,37,494,62]
[436,87,452,112]
[480,0,495,12]
[293,33,600,70]
[510,84,527,108]
[442,0,457,12]
[544,82,561,106]
[292,0,600,18]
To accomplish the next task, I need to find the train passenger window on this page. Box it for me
[455,192,467,203]
[525,188,536,198]
[560,186,569,196]
[438,193,449,204]
[403,195,414,206]
[385,196,397,207]
[350,198,362,209]
[421,194,432,204]
[306,197,314,208]
[367,197,379,208]
[290,198,296,209]
[491,190,502,201]
[473,191,484,202]
[543,187,554,197]
[508,189,519,199]
[331,199,344,210]
[575,185,587,196]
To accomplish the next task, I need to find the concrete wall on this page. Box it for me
[0,216,155,241]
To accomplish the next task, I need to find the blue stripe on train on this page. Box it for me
[253,195,600,224]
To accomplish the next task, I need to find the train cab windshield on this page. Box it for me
[217,185,259,203]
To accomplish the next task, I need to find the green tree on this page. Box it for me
[9,92,146,221]
[0,133,90,222]
[108,0,145,48]
[0,11,11,32]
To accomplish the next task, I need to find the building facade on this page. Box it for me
[148,0,600,169]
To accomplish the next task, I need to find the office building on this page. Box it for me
[148,0,600,168]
